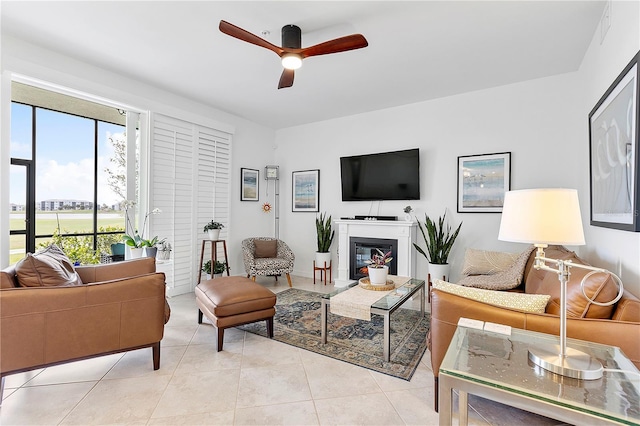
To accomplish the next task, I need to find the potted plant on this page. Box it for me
[203,260,226,279]
[158,241,172,260]
[141,236,166,258]
[315,212,334,267]
[365,249,393,285]
[413,211,462,281]
[403,205,413,221]
[204,221,224,240]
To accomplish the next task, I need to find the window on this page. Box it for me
[9,82,136,264]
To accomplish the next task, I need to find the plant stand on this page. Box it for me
[198,239,230,284]
[313,260,332,285]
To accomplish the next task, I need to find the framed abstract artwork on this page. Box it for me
[240,168,259,201]
[457,152,511,213]
[589,51,639,232]
[292,169,319,212]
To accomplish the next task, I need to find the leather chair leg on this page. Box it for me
[198,309,203,324]
[266,317,274,338]
[434,376,439,412]
[152,342,160,370]
[216,327,224,352]
[286,273,292,287]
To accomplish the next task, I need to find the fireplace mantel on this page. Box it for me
[334,219,417,287]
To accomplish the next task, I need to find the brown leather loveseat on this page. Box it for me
[429,245,640,411]
[1,255,168,404]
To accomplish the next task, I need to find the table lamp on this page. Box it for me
[498,188,623,380]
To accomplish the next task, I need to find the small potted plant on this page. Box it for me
[365,249,393,285]
[203,260,227,279]
[204,221,224,240]
[403,205,413,221]
[413,210,462,281]
[158,241,172,260]
[315,212,334,267]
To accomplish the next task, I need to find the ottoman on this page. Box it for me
[195,276,277,351]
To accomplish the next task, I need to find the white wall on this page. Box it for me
[275,0,640,298]
[275,72,583,284]
[577,0,640,297]
[0,37,278,275]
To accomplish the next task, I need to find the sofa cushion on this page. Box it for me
[254,239,277,258]
[14,244,83,288]
[434,280,551,313]
[461,248,520,275]
[525,247,619,319]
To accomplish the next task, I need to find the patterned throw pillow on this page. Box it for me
[15,244,83,287]
[457,246,535,290]
[434,280,550,314]
[461,248,520,275]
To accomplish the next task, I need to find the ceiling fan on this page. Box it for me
[219,20,368,89]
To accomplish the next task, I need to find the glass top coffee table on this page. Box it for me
[320,278,425,361]
[439,326,640,426]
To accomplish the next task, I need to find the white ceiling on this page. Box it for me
[1,1,605,129]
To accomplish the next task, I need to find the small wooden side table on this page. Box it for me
[198,239,231,284]
[313,260,332,285]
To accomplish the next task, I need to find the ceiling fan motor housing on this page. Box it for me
[282,25,301,49]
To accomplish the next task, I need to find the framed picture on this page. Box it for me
[240,168,259,201]
[292,169,320,212]
[457,152,511,213]
[589,51,639,232]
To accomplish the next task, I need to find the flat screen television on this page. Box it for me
[340,148,420,201]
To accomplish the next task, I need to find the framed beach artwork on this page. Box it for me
[457,152,511,213]
[292,169,320,212]
[589,51,639,232]
[240,168,259,201]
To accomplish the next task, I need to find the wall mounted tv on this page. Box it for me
[340,148,420,201]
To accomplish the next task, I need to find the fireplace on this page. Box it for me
[334,219,417,287]
[349,237,398,280]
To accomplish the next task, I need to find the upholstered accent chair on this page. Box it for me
[241,237,295,287]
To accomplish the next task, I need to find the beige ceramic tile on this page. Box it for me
[385,386,439,425]
[151,369,240,419]
[240,336,302,369]
[2,369,43,389]
[314,392,405,425]
[235,400,319,425]
[161,324,198,347]
[174,341,243,374]
[25,353,123,386]
[0,382,96,425]
[236,363,312,408]
[303,352,381,399]
[147,410,235,425]
[104,345,186,379]
[60,375,171,425]
[369,360,433,392]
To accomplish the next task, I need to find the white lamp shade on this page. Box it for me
[498,188,585,246]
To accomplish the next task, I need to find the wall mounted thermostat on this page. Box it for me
[265,165,279,180]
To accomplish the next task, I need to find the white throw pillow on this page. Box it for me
[461,248,520,275]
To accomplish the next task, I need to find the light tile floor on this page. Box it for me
[0,275,565,425]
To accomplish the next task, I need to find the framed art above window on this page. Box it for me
[589,51,639,232]
[292,169,319,212]
[241,168,259,201]
[457,152,511,213]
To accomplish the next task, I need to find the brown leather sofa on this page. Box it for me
[0,257,167,404]
[429,246,640,411]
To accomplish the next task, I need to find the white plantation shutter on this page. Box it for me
[150,113,232,295]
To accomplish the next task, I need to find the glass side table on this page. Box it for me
[439,326,640,426]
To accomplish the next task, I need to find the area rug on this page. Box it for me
[239,288,430,380]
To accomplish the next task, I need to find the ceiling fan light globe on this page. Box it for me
[281,54,302,70]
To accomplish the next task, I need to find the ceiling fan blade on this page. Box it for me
[278,69,295,89]
[219,20,284,56]
[301,34,368,58]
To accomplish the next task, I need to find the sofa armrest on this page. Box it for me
[430,289,640,379]
[75,257,156,283]
[1,272,166,374]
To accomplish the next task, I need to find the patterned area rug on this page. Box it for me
[239,288,430,380]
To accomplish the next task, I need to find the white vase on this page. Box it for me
[429,263,450,282]
[368,265,389,285]
[315,252,331,267]
[207,229,220,240]
[404,213,412,221]
[129,247,144,259]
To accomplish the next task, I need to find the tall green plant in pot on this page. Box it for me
[413,211,462,281]
[315,212,335,267]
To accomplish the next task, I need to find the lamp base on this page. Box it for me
[528,345,603,380]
